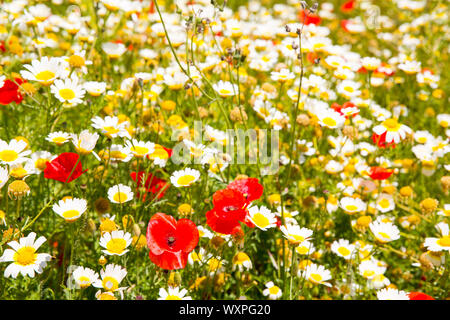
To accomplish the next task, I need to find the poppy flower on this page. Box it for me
[130,171,169,200]
[372,132,396,149]
[0,78,23,105]
[44,152,87,183]
[408,292,434,300]
[298,10,321,25]
[146,213,199,270]
[341,0,356,13]
[227,178,264,203]
[368,167,394,180]
[206,188,249,234]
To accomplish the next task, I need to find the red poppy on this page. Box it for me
[408,292,434,300]
[44,152,87,183]
[227,178,263,203]
[372,132,396,149]
[0,78,23,105]
[368,167,394,180]
[149,0,155,13]
[0,41,5,52]
[146,213,199,270]
[206,188,249,234]
[298,10,321,25]
[341,0,356,13]
[130,171,169,200]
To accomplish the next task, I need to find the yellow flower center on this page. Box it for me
[344,86,354,93]
[52,136,67,144]
[14,246,37,266]
[268,286,280,295]
[98,292,117,300]
[337,247,351,256]
[0,150,19,162]
[378,232,391,240]
[113,192,128,203]
[106,238,127,254]
[62,209,80,220]
[166,295,182,300]
[35,158,49,171]
[78,276,91,288]
[130,146,149,157]
[252,212,270,228]
[177,175,195,186]
[378,198,391,209]
[310,273,322,283]
[322,117,337,127]
[363,270,375,278]
[102,276,119,291]
[437,236,450,247]
[110,150,127,160]
[103,126,119,136]
[10,167,27,179]
[59,88,76,100]
[345,205,358,212]
[296,246,309,255]
[219,89,231,95]
[383,118,400,131]
[35,70,55,83]
[233,252,249,264]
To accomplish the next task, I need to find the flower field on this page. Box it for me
[0,0,449,301]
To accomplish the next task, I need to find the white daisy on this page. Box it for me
[170,168,200,187]
[52,197,87,222]
[99,230,132,256]
[107,184,134,204]
[0,232,51,278]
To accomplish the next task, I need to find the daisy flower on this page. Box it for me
[197,226,214,239]
[331,239,356,260]
[232,252,253,272]
[0,232,51,278]
[372,118,412,144]
[93,264,127,292]
[299,263,332,287]
[20,56,66,86]
[262,281,282,300]
[369,221,401,243]
[125,139,155,158]
[103,144,133,163]
[95,290,118,300]
[30,151,54,172]
[0,139,31,165]
[50,76,85,106]
[375,194,395,213]
[170,168,200,187]
[91,116,131,139]
[158,287,192,300]
[102,42,127,58]
[72,266,100,289]
[358,259,385,279]
[317,109,346,129]
[188,248,207,265]
[52,197,87,222]
[9,160,37,179]
[270,68,295,83]
[46,131,72,146]
[295,240,315,255]
[99,230,132,256]
[280,224,313,245]
[71,130,99,155]
[424,222,450,252]
[213,80,238,97]
[107,184,134,204]
[247,205,277,231]
[340,197,367,214]
[377,288,409,300]
[84,81,107,96]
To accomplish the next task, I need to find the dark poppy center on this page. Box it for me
[223,206,238,212]
[167,236,176,247]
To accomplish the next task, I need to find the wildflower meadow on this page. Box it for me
[0,0,449,301]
